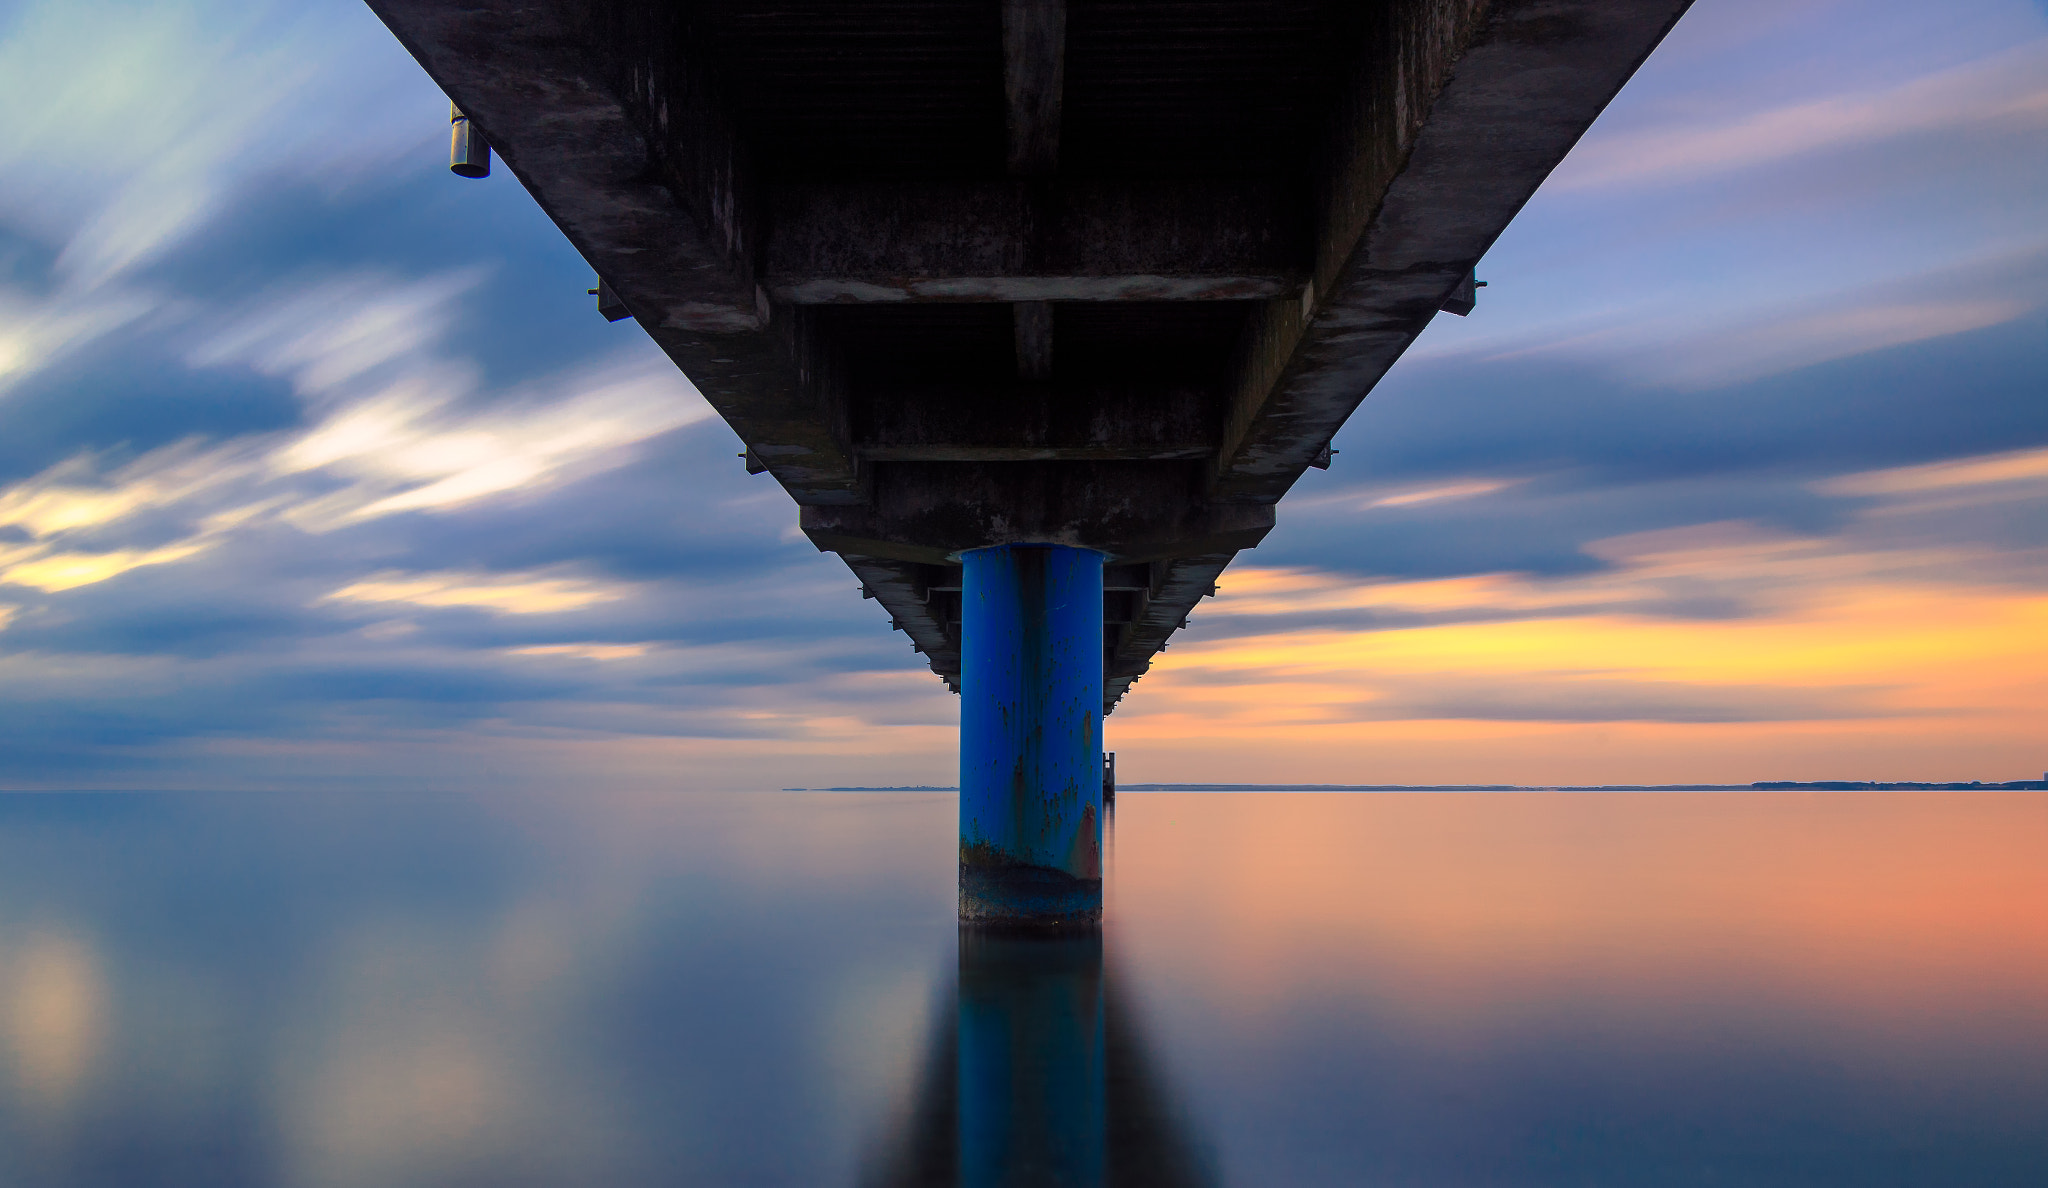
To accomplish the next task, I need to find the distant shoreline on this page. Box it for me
[785,780,2048,792]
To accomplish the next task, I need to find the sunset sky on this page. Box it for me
[0,0,2043,790]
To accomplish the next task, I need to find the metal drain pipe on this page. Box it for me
[448,103,490,178]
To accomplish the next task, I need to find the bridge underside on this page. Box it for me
[368,0,1689,712]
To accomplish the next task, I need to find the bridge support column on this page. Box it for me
[959,544,1104,927]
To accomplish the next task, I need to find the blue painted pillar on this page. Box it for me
[959,544,1104,927]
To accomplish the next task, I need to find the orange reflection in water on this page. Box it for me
[1110,791,2048,1031]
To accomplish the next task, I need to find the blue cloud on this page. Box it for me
[0,346,301,485]
[1274,313,2048,580]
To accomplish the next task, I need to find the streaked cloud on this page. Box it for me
[1346,674,1899,725]
[505,644,653,661]
[0,1,428,280]
[1628,294,2038,389]
[324,571,633,616]
[0,286,155,397]
[191,271,712,527]
[274,360,707,528]
[189,271,485,399]
[1554,41,2048,192]
[2,543,210,594]
[0,266,705,602]
[0,0,437,427]
[1294,478,1517,514]
[1415,239,2048,388]
[0,441,248,537]
[1819,445,2048,497]
[0,439,263,592]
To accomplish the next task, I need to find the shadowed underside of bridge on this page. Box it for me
[368,0,1690,713]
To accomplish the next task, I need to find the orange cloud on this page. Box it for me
[1108,486,2048,786]
[1818,445,2048,497]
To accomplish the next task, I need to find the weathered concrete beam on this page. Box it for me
[364,0,1695,716]
[1102,564,1153,592]
[763,181,1304,304]
[1003,0,1066,177]
[1440,270,1483,316]
[854,380,1218,463]
[1211,0,1695,503]
[1014,301,1054,380]
[1103,590,1145,623]
[861,445,1211,463]
[800,463,1273,565]
[778,275,1297,304]
[364,0,867,506]
[1119,554,1225,657]
[1104,553,1232,710]
[843,554,962,688]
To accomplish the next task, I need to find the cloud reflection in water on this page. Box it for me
[0,789,2043,1186]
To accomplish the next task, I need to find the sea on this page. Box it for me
[0,787,2042,1186]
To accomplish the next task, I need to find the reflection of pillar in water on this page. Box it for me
[860,917,1215,1188]
[958,929,1106,1188]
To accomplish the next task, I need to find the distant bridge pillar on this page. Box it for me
[959,544,1104,927]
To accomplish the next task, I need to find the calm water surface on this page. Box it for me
[0,789,2044,1186]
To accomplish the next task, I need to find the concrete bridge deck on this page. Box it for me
[368,0,1690,713]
